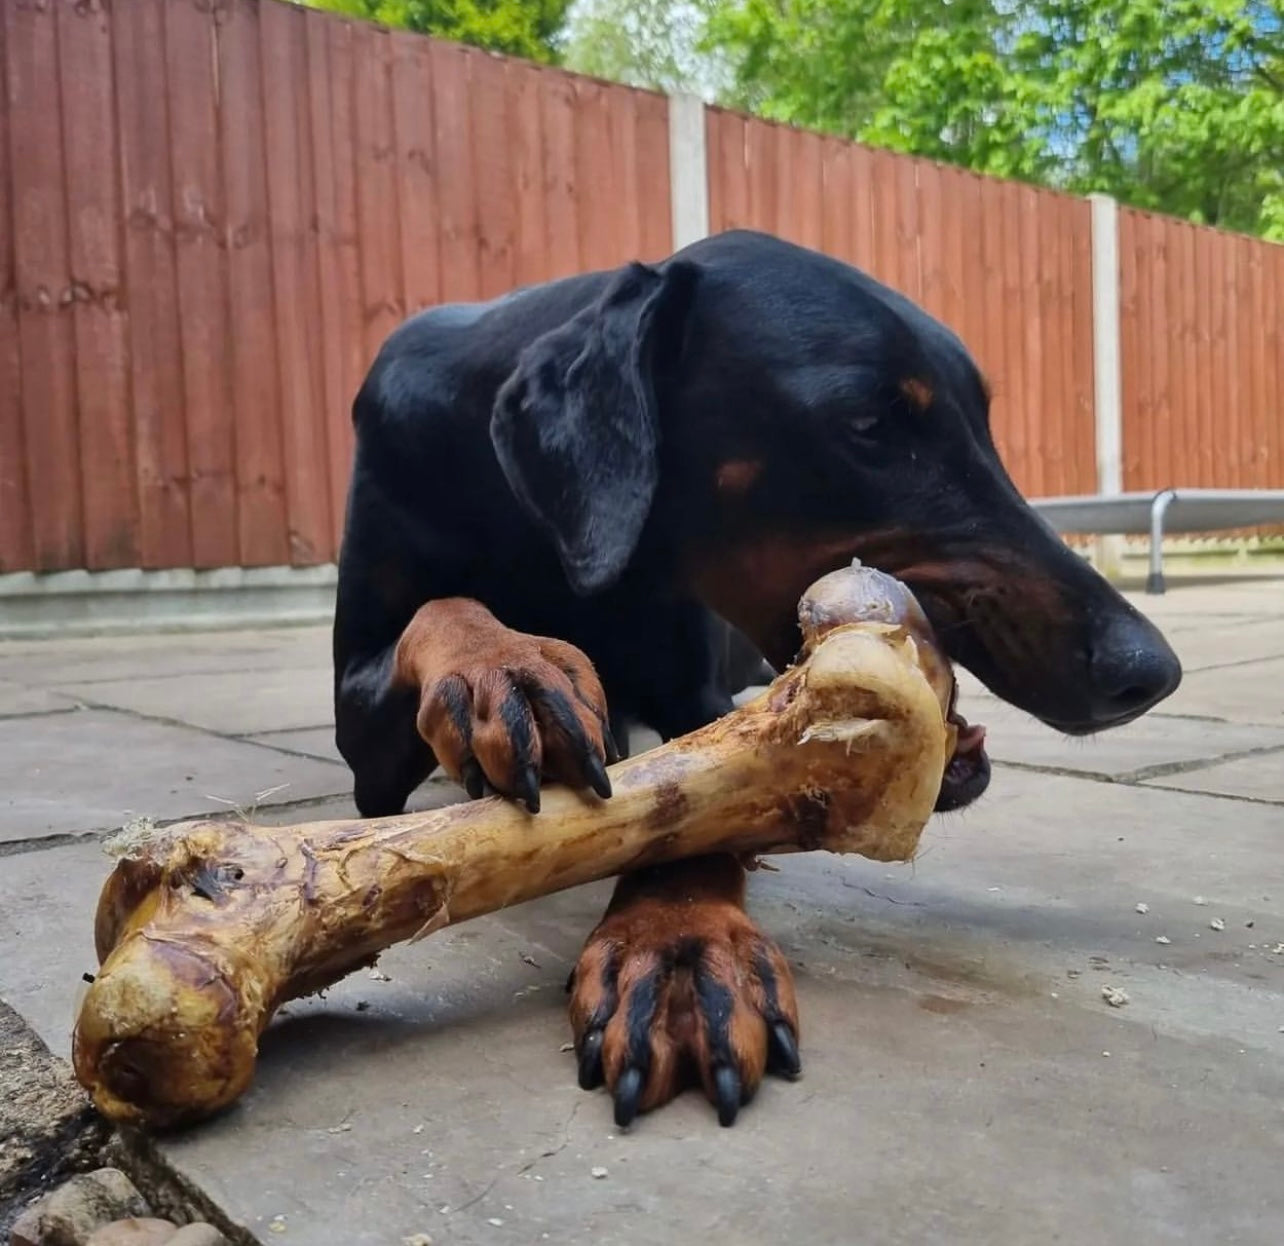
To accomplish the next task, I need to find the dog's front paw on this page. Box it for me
[568,856,800,1128]
[394,599,617,812]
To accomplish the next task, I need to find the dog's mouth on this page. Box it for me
[938,700,990,812]
[767,611,991,815]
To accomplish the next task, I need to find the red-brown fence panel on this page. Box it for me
[1121,209,1284,493]
[3,0,1279,575]
[4,0,84,570]
[0,0,675,573]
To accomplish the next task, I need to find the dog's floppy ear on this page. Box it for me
[491,260,695,595]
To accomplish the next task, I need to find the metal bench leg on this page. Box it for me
[1146,490,1177,594]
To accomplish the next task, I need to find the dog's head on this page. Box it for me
[491,232,1181,811]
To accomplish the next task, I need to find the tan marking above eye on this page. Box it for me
[715,460,763,493]
[899,378,934,411]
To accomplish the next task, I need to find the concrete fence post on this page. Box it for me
[1089,193,1125,578]
[668,93,710,250]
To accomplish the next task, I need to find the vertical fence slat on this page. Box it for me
[869,150,899,290]
[1258,240,1278,488]
[1165,220,1189,493]
[994,181,1027,488]
[1036,192,1064,494]
[1226,232,1246,489]
[538,66,579,279]
[1208,222,1228,489]
[745,119,776,241]
[635,89,671,261]
[771,122,794,242]
[894,156,921,300]
[916,162,944,319]
[940,167,967,339]
[605,84,642,259]
[959,173,988,373]
[260,0,331,564]
[1177,223,1200,490]
[306,8,355,550]
[508,61,548,286]
[848,144,875,273]
[0,0,32,572]
[1193,227,1215,488]
[1051,195,1077,494]
[218,0,287,567]
[1018,187,1045,496]
[56,0,138,569]
[980,172,1008,440]
[5,0,83,569]
[112,0,191,569]
[1245,237,1267,486]
[167,0,237,567]
[820,136,853,268]
[1119,211,1140,488]
[323,13,365,483]
[390,29,440,316]
[704,107,724,234]
[353,20,405,358]
[472,52,517,297]
[1137,213,1157,492]
[793,129,823,253]
[1069,198,1095,493]
[572,78,613,272]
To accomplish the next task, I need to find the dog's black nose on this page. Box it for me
[1085,613,1182,725]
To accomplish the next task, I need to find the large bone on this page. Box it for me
[73,564,954,1128]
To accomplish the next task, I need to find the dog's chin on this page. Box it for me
[935,711,990,812]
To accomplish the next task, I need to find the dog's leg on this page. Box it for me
[336,647,439,818]
[568,854,801,1129]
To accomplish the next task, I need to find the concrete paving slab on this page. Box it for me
[0,626,331,687]
[1157,655,1284,726]
[973,697,1284,778]
[3,771,1282,1244]
[0,680,75,717]
[0,710,349,842]
[56,666,335,735]
[248,726,343,765]
[1143,751,1284,803]
[1160,616,1284,672]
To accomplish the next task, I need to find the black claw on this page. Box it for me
[584,753,612,801]
[614,1066,644,1127]
[767,1021,802,1079]
[460,758,485,801]
[516,766,541,814]
[578,1029,605,1090]
[713,1065,741,1127]
[603,720,621,764]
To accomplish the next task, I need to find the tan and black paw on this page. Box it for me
[395,600,617,812]
[568,857,800,1128]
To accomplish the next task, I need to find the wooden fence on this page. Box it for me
[0,0,671,573]
[1120,208,1284,496]
[1,0,1281,576]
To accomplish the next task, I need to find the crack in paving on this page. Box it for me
[992,758,1284,807]
[0,789,356,858]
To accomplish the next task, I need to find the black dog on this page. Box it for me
[333,229,1181,1127]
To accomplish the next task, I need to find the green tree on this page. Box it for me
[566,0,1284,239]
[563,0,728,95]
[299,0,572,63]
